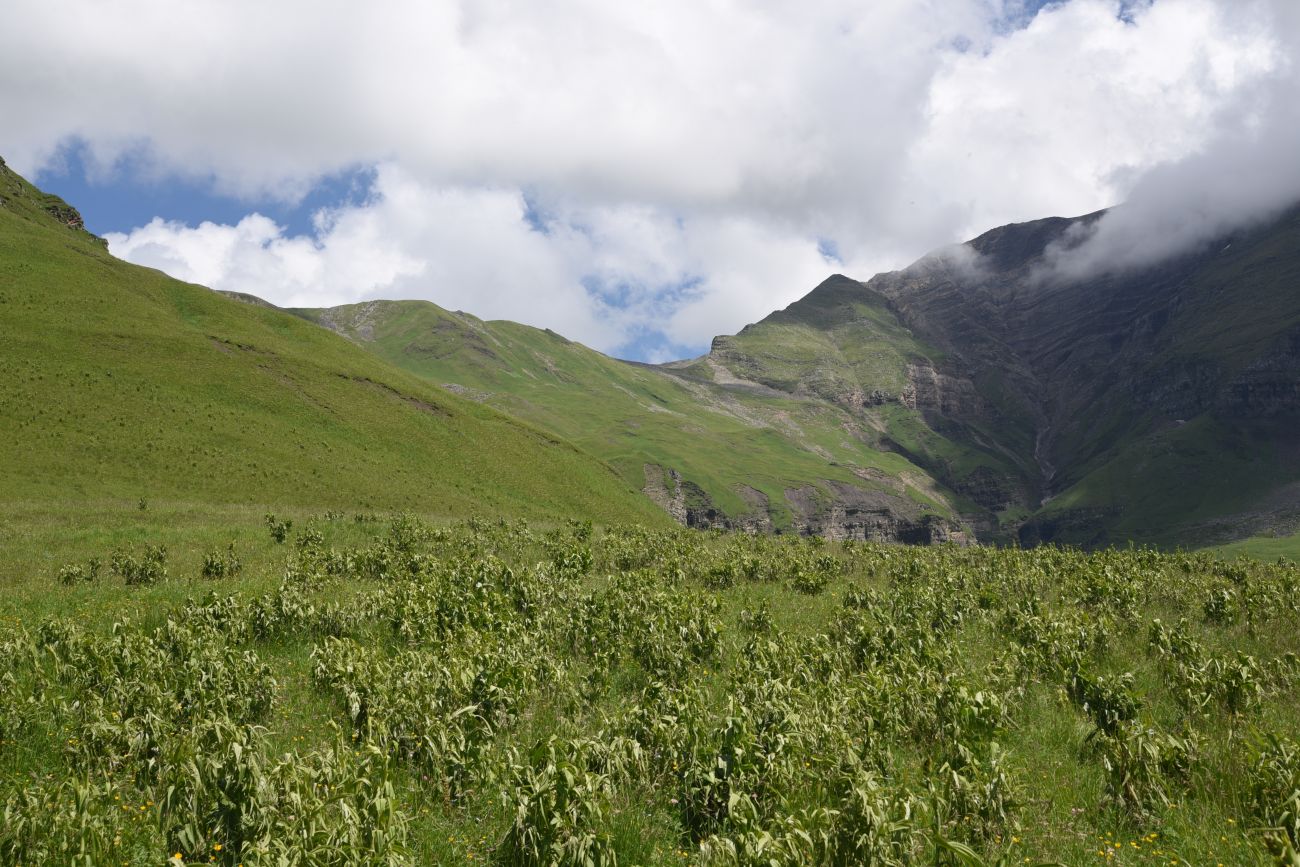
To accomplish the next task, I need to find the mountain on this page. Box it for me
[12,148,1291,548]
[300,207,1300,549]
[709,207,1300,547]
[0,158,666,525]
[288,301,971,542]
[867,207,1300,547]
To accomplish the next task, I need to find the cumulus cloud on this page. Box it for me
[106,165,836,357]
[908,0,1283,245]
[1039,0,1300,280]
[5,0,1299,356]
[0,0,993,213]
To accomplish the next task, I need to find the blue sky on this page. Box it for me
[37,139,376,238]
[7,0,1295,362]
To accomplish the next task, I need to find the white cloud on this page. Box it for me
[906,0,1283,246]
[106,165,835,358]
[6,0,1299,356]
[1038,1,1300,279]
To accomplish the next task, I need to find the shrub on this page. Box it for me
[57,556,102,585]
[112,545,168,586]
[496,738,618,867]
[265,514,293,543]
[201,544,243,579]
[1252,736,1300,858]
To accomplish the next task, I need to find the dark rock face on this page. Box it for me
[1018,507,1118,548]
[1215,331,1300,418]
[783,482,969,545]
[1127,359,1222,419]
[953,466,1018,512]
[680,479,731,530]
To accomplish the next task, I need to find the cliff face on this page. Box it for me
[783,482,970,544]
[901,362,984,416]
[1216,330,1300,418]
[642,462,967,542]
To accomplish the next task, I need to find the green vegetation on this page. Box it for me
[1216,529,1300,563]
[3,514,1299,864]
[0,159,664,527]
[292,299,968,533]
[1036,416,1298,548]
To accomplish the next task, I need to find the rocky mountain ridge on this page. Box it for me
[725,205,1300,546]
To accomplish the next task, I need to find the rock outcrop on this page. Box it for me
[785,482,969,544]
[642,464,687,525]
[901,362,983,416]
[643,464,966,544]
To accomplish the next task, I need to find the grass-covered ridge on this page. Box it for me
[0,159,665,526]
[292,299,974,535]
[2,512,1298,865]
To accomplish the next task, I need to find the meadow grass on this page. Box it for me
[2,512,1297,865]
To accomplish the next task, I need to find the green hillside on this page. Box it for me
[296,203,1300,550]
[291,300,970,540]
[0,158,666,527]
[12,141,1292,552]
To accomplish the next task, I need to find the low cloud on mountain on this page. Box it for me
[1041,0,1300,282]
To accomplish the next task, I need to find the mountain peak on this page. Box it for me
[963,209,1107,272]
[755,272,876,330]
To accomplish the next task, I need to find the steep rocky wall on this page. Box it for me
[901,362,984,416]
[784,482,970,545]
[642,464,967,544]
[1216,331,1300,418]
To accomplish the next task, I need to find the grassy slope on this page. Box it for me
[1216,528,1300,561]
[291,300,965,531]
[292,296,967,530]
[0,159,666,529]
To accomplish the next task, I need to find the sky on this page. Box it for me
[2,0,1297,362]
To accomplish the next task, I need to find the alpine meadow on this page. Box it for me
[3,1,1300,865]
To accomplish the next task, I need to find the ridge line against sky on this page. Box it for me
[4,0,1299,362]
